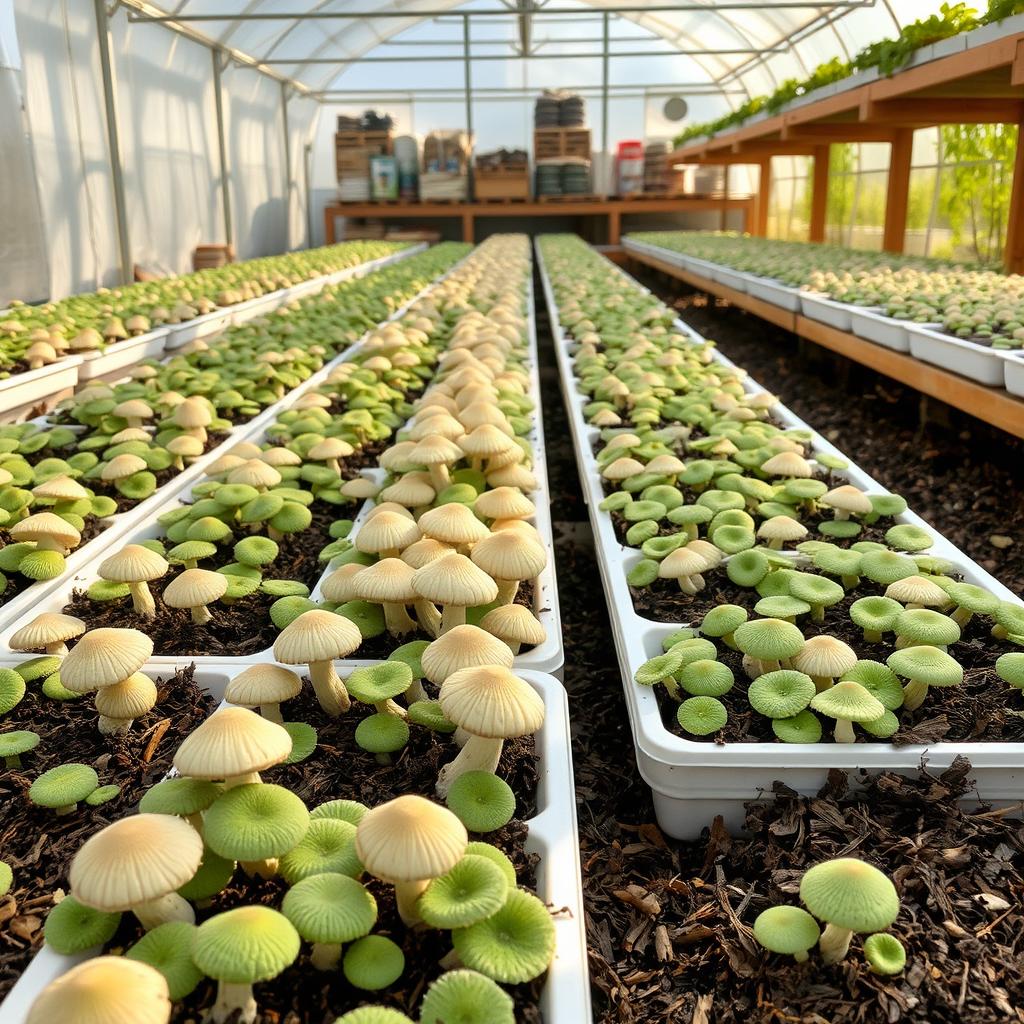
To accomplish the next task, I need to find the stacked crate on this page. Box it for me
[533,129,593,199]
[335,129,393,201]
[474,149,530,201]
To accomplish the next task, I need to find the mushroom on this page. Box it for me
[420,970,514,1023]
[473,487,535,523]
[191,906,300,1024]
[281,872,377,971]
[172,396,213,443]
[436,665,544,797]
[756,515,808,550]
[174,705,292,787]
[413,553,499,635]
[753,905,821,962]
[125,921,204,1000]
[10,510,81,555]
[26,957,171,1024]
[101,453,148,486]
[355,794,467,926]
[863,933,907,975]
[733,618,805,679]
[163,567,228,624]
[274,609,363,716]
[470,530,546,605]
[166,434,204,470]
[355,510,421,559]
[353,558,420,636]
[308,437,355,477]
[139,777,221,836]
[8,612,85,656]
[418,503,490,552]
[658,545,712,595]
[225,664,302,723]
[70,814,203,929]
[113,399,155,429]
[98,544,169,618]
[479,603,546,654]
[820,485,873,521]
[421,624,515,685]
[887,645,963,711]
[884,575,949,609]
[792,635,858,691]
[810,679,885,742]
[799,857,900,964]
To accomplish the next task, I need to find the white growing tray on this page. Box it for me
[1002,352,1024,397]
[908,323,1010,386]
[0,662,590,1024]
[539,239,1024,840]
[76,329,170,383]
[0,357,84,419]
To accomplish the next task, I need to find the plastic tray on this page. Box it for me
[744,274,803,312]
[76,329,170,383]
[799,291,854,331]
[0,662,590,1024]
[538,239,1024,839]
[907,324,1007,386]
[0,357,84,419]
[1002,351,1024,398]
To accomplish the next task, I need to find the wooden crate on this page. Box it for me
[474,167,531,201]
[335,131,393,181]
[533,128,591,160]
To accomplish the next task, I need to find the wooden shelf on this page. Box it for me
[627,247,1024,440]
[323,195,755,246]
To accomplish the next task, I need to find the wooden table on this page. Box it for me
[627,247,1024,440]
[323,195,755,246]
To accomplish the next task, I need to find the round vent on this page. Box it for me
[662,96,689,122]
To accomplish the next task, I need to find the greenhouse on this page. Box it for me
[1,1,1024,1022]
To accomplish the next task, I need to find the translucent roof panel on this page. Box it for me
[146,0,951,113]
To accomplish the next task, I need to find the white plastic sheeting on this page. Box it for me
[8,0,316,301]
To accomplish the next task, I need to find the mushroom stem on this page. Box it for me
[208,981,257,1024]
[171,455,185,471]
[902,678,929,712]
[4,755,22,768]
[310,942,342,971]
[326,458,341,477]
[240,858,278,879]
[98,714,133,735]
[440,604,467,635]
[268,527,284,542]
[833,719,856,743]
[128,581,157,618]
[505,640,523,655]
[951,607,973,628]
[832,509,851,522]
[186,812,205,836]
[133,892,196,930]
[260,702,284,724]
[809,604,825,624]
[436,734,503,798]
[676,575,700,596]
[793,949,809,963]
[404,678,429,703]
[992,624,1009,640]
[383,602,419,636]
[414,599,441,638]
[811,675,834,693]
[818,923,854,964]
[375,698,408,719]
[495,579,521,605]
[190,604,214,625]
[309,659,351,716]
[426,464,451,492]
[225,771,262,789]
[44,641,69,656]
[393,879,430,927]
[861,628,883,644]
[841,574,861,590]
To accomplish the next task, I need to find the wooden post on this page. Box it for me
[883,128,914,253]
[1005,118,1024,274]
[324,204,337,245]
[461,211,474,243]
[720,166,729,231]
[752,158,771,237]
[608,207,621,246]
[809,145,830,243]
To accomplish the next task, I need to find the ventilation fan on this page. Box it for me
[662,96,689,122]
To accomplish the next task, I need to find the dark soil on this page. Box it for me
[0,666,215,998]
[536,268,1024,1024]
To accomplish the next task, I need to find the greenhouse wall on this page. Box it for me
[5,0,316,302]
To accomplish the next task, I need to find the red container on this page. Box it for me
[617,140,644,196]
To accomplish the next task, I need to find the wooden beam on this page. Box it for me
[730,140,817,157]
[860,96,1024,126]
[752,158,771,237]
[809,145,829,243]
[1013,37,1024,88]
[608,208,621,246]
[883,128,914,254]
[781,123,897,144]
[1005,117,1024,274]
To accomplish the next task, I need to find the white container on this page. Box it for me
[848,306,914,351]
[908,324,1007,385]
[0,357,84,419]
[0,663,590,1024]
[76,329,170,383]
[744,274,803,312]
[1002,351,1024,397]
[709,264,749,293]
[964,13,1024,46]
[538,239,1024,839]
[163,307,235,350]
[799,291,854,331]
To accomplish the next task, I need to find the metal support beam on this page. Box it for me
[281,83,293,249]
[261,48,759,63]
[463,15,474,197]
[318,84,748,98]
[94,0,132,285]
[601,12,610,194]
[130,2,877,21]
[211,51,233,250]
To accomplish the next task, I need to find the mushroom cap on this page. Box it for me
[114,399,154,421]
[10,511,81,548]
[320,563,367,604]
[412,553,499,608]
[227,459,282,490]
[138,777,221,817]
[799,857,900,932]
[884,575,949,607]
[460,424,517,457]
[25,957,171,1024]
[99,544,169,584]
[173,705,292,780]
[849,596,903,633]
[309,437,355,461]
[659,546,712,580]
[820,485,873,516]
[944,581,1000,615]
[753,905,820,955]
[192,906,300,984]
[893,608,961,646]
[760,451,812,478]
[94,672,158,719]
[204,783,309,862]
[353,558,417,603]
[355,510,422,554]
[101,453,148,482]
[163,567,228,610]
[756,516,809,543]
[380,476,436,508]
[172,397,213,429]
[438,664,544,738]
[274,609,363,664]
[473,487,535,521]
[32,474,91,503]
[747,670,816,719]
[8,612,86,652]
[225,664,302,708]
[887,645,963,686]
[70,814,204,912]
[419,970,513,1024]
[792,635,858,679]
[421,624,515,684]
[733,618,805,661]
[260,446,303,468]
[470,530,546,582]
[401,537,455,570]
[996,652,1024,689]
[166,435,204,457]
[480,604,546,646]
[418,503,490,547]
[61,628,153,692]
[341,477,381,499]
[356,794,467,883]
[281,872,377,944]
[810,679,885,724]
